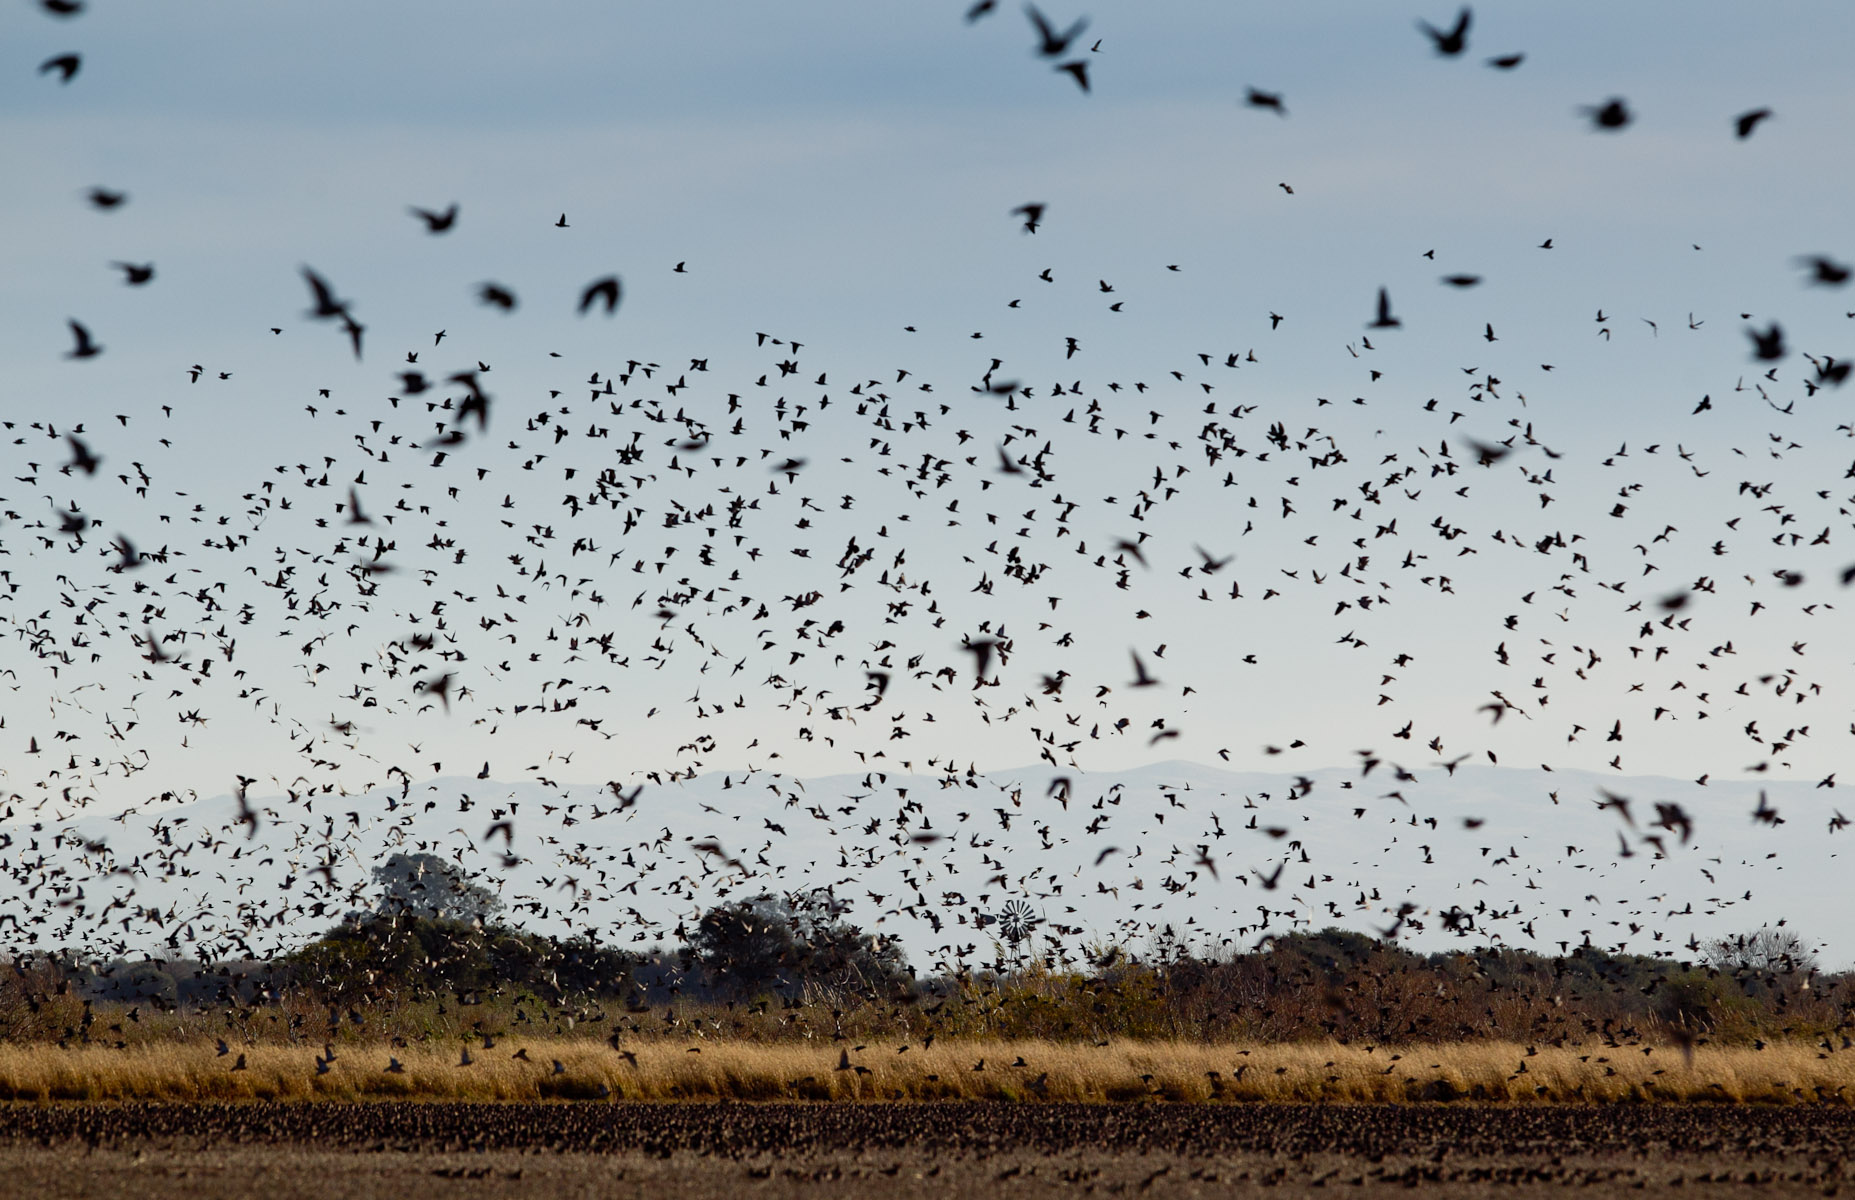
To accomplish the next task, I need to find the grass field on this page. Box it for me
[1,1037,1849,1104]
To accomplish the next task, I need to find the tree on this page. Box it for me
[1702,926,1817,977]
[687,889,908,998]
[369,851,503,925]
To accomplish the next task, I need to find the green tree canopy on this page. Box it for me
[687,889,909,999]
[369,851,504,925]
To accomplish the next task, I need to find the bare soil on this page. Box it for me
[1,1102,1849,1198]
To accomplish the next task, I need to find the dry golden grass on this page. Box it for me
[0,1037,1851,1104]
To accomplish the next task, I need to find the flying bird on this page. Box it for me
[1418,7,1470,56]
[64,319,102,359]
[64,435,101,475]
[38,53,80,82]
[1747,322,1786,360]
[1245,88,1285,115]
[300,267,350,319]
[478,282,518,311]
[1025,4,1088,56]
[1733,107,1773,139]
[1582,98,1632,130]
[578,276,623,316]
[1797,256,1850,286]
[409,203,458,233]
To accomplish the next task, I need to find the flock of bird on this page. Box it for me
[5,0,1853,986]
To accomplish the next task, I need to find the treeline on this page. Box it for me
[2,904,1846,1050]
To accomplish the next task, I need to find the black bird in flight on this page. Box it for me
[41,0,86,14]
[1012,203,1045,233]
[1025,4,1088,57]
[1055,60,1089,91]
[1747,322,1786,361]
[1797,256,1849,286]
[86,187,126,209]
[1193,544,1233,573]
[64,435,101,475]
[64,319,102,359]
[1465,438,1511,466]
[478,283,518,311]
[1583,98,1631,130]
[1245,88,1285,115]
[965,0,997,20]
[300,267,349,319]
[1369,288,1401,329]
[233,781,260,839]
[300,267,363,358]
[578,276,623,316]
[409,203,458,233]
[1418,7,1470,56]
[38,53,80,82]
[962,636,1003,683]
[339,313,364,360]
[1733,108,1772,139]
[110,262,155,285]
[1485,52,1523,69]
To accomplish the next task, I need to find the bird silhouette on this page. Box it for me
[63,319,102,359]
[578,276,623,316]
[38,53,80,82]
[1733,108,1773,139]
[1025,4,1088,57]
[1418,7,1470,56]
[478,283,518,311]
[1797,256,1850,286]
[1583,98,1632,130]
[409,203,458,233]
[1245,88,1285,115]
[1747,323,1786,360]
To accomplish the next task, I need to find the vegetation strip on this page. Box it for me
[0,1037,1850,1104]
